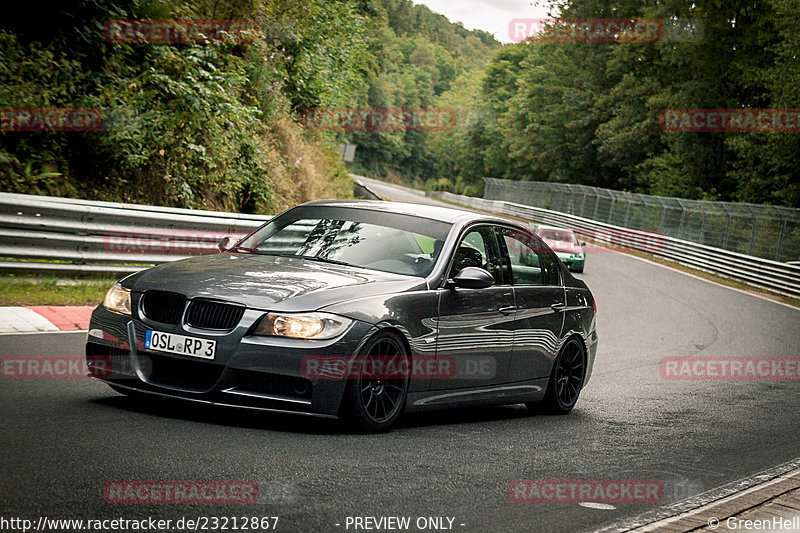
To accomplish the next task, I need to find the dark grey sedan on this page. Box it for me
[86,200,598,431]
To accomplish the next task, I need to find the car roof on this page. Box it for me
[535,225,576,233]
[299,199,512,226]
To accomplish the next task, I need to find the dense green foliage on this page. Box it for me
[0,0,371,212]
[0,0,498,211]
[2,0,797,209]
[434,0,800,207]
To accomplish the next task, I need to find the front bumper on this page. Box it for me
[86,305,375,417]
[556,253,585,271]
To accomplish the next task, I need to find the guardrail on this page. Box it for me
[0,192,268,274]
[0,176,382,275]
[483,178,800,263]
[5,188,799,298]
[427,191,800,298]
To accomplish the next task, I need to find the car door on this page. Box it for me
[435,225,515,389]
[497,227,566,381]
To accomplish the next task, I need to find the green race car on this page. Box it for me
[535,226,586,273]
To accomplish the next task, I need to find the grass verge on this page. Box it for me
[0,275,116,306]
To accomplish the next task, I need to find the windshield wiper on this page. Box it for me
[296,255,353,267]
[232,246,258,254]
[253,252,353,267]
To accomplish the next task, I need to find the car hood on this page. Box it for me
[542,239,582,255]
[125,253,426,312]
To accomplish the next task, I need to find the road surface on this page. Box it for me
[1,180,798,532]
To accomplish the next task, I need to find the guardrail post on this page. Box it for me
[623,200,631,227]
[722,205,732,251]
[580,192,588,218]
[639,203,648,230]
[749,216,758,256]
[677,200,687,239]
[776,218,786,262]
[700,211,707,245]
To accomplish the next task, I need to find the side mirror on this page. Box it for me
[218,236,237,253]
[447,267,494,290]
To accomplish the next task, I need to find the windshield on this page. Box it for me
[234,206,450,277]
[537,230,578,245]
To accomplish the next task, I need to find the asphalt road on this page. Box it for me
[353,176,448,207]
[1,182,799,533]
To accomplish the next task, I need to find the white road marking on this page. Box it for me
[0,307,60,333]
[617,252,800,312]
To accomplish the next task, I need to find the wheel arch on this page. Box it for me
[561,331,589,384]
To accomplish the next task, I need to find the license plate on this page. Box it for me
[145,330,216,360]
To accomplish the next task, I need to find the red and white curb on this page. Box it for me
[0,306,94,333]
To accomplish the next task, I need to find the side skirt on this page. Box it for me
[405,378,549,413]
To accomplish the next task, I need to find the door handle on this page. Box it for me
[499,306,518,316]
[550,302,567,312]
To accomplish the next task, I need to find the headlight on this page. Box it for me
[253,312,352,340]
[103,283,131,315]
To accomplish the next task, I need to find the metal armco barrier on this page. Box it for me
[4,190,799,298]
[0,193,268,274]
[427,191,800,298]
[483,178,800,263]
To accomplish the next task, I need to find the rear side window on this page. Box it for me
[498,228,561,287]
[539,248,561,286]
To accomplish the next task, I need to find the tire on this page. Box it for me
[527,337,585,415]
[339,330,410,432]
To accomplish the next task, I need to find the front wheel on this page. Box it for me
[527,337,585,414]
[339,331,410,432]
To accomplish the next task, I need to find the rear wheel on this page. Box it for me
[527,338,585,414]
[340,331,409,432]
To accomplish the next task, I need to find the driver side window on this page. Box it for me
[450,226,506,285]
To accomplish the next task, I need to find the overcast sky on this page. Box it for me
[413,0,552,43]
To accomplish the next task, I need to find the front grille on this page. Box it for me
[146,353,223,390]
[233,370,312,399]
[106,347,133,376]
[185,299,245,331]
[141,291,185,324]
[86,343,134,376]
